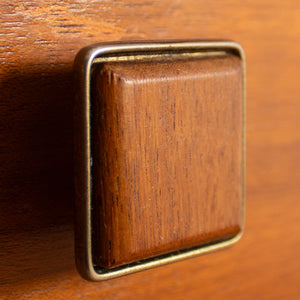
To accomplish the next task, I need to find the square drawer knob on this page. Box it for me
[74,40,245,281]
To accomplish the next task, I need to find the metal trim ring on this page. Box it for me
[73,40,246,281]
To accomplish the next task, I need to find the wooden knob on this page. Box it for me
[74,40,245,281]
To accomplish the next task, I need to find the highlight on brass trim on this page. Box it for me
[73,40,246,281]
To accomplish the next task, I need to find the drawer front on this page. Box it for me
[1,1,299,299]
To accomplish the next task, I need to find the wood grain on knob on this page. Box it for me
[91,53,244,269]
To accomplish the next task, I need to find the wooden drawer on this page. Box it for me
[1,1,299,299]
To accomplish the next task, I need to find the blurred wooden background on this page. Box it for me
[0,1,299,299]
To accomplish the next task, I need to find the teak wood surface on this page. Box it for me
[92,54,243,268]
[1,0,300,299]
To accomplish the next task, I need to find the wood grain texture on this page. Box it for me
[0,0,299,299]
[92,54,243,268]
